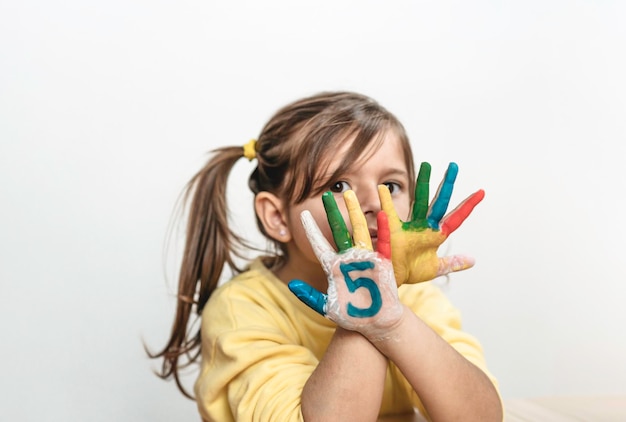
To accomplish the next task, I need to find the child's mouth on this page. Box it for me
[369,228,378,248]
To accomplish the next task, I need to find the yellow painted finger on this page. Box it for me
[377,185,403,231]
[343,190,373,251]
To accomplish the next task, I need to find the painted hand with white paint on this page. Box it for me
[289,191,403,339]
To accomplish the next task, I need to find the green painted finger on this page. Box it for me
[322,191,352,252]
[412,162,431,222]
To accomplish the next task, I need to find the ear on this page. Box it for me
[255,192,291,242]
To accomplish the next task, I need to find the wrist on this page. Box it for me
[364,305,411,344]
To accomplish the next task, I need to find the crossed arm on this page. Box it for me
[289,163,502,421]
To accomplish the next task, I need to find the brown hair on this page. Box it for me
[148,91,415,398]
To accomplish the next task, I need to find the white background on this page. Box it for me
[2,1,625,420]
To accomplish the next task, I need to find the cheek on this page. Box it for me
[289,198,352,252]
[392,195,412,221]
[307,208,337,246]
[288,206,335,260]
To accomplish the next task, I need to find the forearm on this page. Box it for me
[302,327,387,422]
[372,306,502,422]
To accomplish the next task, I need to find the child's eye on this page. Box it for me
[329,181,351,193]
[383,182,402,195]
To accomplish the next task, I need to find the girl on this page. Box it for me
[149,91,502,421]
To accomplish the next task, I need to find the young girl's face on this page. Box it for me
[285,129,412,270]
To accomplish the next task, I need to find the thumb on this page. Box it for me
[436,254,476,277]
[288,280,327,316]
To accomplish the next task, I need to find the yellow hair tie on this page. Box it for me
[243,139,257,161]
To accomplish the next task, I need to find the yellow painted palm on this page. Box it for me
[378,162,485,285]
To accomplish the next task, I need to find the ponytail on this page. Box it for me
[148,145,254,398]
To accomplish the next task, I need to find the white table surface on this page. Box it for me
[375,395,626,421]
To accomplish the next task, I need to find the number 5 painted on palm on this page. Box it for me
[340,261,381,318]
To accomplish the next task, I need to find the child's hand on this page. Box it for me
[379,162,485,285]
[289,191,403,338]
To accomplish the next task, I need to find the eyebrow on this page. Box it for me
[380,168,410,179]
[321,167,410,181]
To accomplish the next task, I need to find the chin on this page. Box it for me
[371,238,378,251]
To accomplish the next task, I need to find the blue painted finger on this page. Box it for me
[288,279,328,316]
[428,162,458,229]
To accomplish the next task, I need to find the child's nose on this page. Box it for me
[356,187,381,217]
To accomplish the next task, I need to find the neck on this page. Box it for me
[274,252,328,294]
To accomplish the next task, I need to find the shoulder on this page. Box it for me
[398,280,454,307]
[201,257,328,336]
[203,259,283,323]
[399,281,462,328]
[210,259,277,302]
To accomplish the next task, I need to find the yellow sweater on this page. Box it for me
[195,258,497,421]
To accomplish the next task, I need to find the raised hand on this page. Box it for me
[288,191,403,338]
[379,162,485,285]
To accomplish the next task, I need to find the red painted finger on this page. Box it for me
[440,189,485,236]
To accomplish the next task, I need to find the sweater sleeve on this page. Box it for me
[194,277,320,422]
